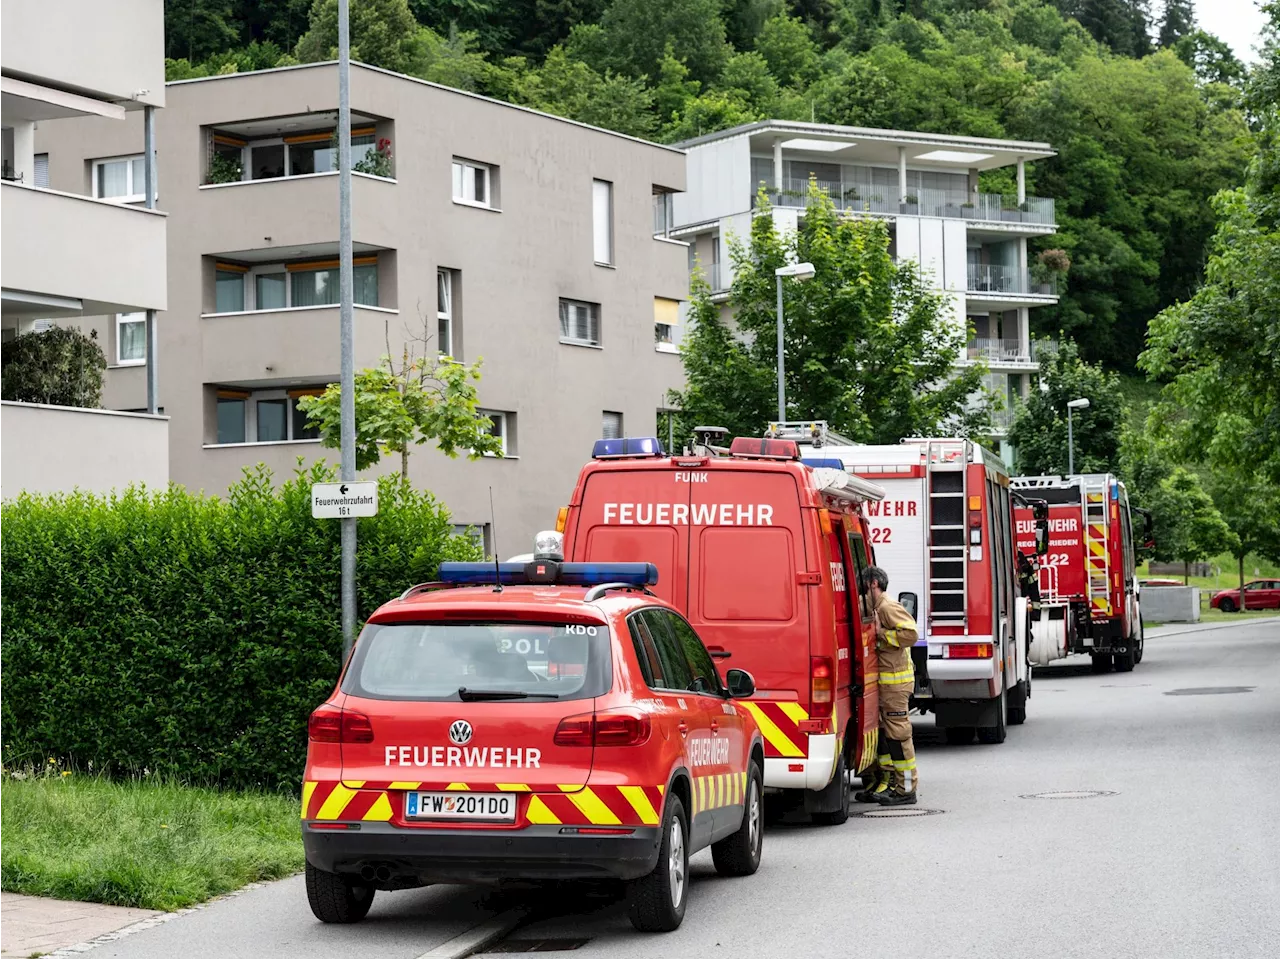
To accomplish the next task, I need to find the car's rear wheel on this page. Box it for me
[628,793,688,932]
[1219,597,1236,614]
[305,861,375,924]
[712,763,763,876]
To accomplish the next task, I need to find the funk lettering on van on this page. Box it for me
[601,503,775,526]
[673,472,709,483]
[865,500,918,517]
[384,746,542,768]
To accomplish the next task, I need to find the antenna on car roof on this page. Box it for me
[489,486,502,593]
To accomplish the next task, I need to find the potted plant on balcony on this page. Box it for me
[207,151,243,184]
[1001,198,1022,222]
[355,137,394,178]
[901,193,919,214]
[1032,248,1070,295]
[960,200,976,219]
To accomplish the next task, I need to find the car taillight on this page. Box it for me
[554,711,651,747]
[810,656,834,718]
[945,643,993,659]
[308,705,374,743]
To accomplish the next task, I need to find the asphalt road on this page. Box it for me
[83,618,1280,959]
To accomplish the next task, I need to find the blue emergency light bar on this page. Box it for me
[592,436,663,459]
[803,457,847,470]
[438,561,659,587]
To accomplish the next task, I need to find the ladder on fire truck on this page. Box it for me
[1082,475,1112,616]
[924,440,969,635]
[764,421,856,448]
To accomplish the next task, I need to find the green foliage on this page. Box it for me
[594,0,730,84]
[0,463,483,789]
[670,184,989,446]
[1143,467,1233,567]
[1209,469,1280,571]
[1,773,302,910]
[295,0,421,71]
[297,353,502,474]
[514,46,658,138]
[1009,340,1124,474]
[1,326,107,408]
[207,150,243,183]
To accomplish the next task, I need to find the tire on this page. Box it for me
[712,763,763,877]
[1134,617,1145,664]
[305,861,375,924]
[628,793,689,932]
[811,752,850,826]
[944,726,975,745]
[1090,652,1113,673]
[1114,640,1136,672]
[1008,678,1028,726]
[1219,597,1236,614]
[978,685,1008,744]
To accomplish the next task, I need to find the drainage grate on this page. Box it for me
[1020,790,1117,800]
[1165,687,1255,696]
[485,938,593,953]
[852,807,945,818]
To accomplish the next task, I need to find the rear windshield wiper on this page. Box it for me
[457,687,561,701]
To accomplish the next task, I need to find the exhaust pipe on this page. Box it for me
[360,866,376,883]
[375,865,392,883]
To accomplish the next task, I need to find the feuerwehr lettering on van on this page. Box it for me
[687,736,730,767]
[384,745,542,768]
[601,503,775,526]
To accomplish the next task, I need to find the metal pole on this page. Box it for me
[775,275,786,422]
[338,0,357,659]
[144,106,158,414]
[1067,406,1074,476]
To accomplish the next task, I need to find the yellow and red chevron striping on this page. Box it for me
[739,701,815,758]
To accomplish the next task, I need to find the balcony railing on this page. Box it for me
[967,338,1033,364]
[967,265,1058,297]
[754,179,1055,226]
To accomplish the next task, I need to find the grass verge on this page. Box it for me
[0,773,303,910]
[1148,608,1280,627]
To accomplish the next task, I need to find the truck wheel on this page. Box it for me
[811,753,850,826]
[1090,652,1113,673]
[628,794,688,932]
[712,763,763,876]
[1114,642,1136,672]
[305,862,375,924]
[1134,617,1145,664]
[944,726,975,745]
[1008,678,1028,726]
[978,686,1008,744]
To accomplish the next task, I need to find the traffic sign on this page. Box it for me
[312,481,379,519]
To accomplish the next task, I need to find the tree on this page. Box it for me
[1,327,107,409]
[670,184,990,445]
[294,0,421,72]
[1157,0,1195,48]
[297,315,502,475]
[1008,341,1124,475]
[1209,468,1280,608]
[594,0,730,84]
[165,0,240,62]
[1145,467,1233,581]
[514,47,657,138]
[754,13,822,88]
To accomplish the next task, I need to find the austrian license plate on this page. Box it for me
[405,791,516,822]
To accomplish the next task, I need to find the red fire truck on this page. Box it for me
[1010,474,1153,674]
[772,423,1044,746]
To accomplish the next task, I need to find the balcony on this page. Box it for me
[966,265,1058,299]
[754,180,1055,227]
[1,181,166,316]
[966,338,1039,368]
[200,304,397,384]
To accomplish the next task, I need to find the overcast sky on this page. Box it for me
[1193,0,1269,62]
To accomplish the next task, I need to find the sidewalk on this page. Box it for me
[0,892,160,957]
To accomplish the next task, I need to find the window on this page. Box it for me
[628,614,666,688]
[668,613,723,695]
[593,179,613,265]
[655,297,679,351]
[257,399,288,442]
[93,155,145,202]
[116,313,146,365]
[560,298,600,347]
[437,269,454,356]
[290,263,378,307]
[215,269,245,313]
[213,386,325,444]
[452,159,491,206]
[249,141,285,180]
[477,409,514,457]
[602,411,623,440]
[34,153,48,188]
[216,393,247,444]
[451,523,491,555]
[256,272,287,310]
[640,610,693,691]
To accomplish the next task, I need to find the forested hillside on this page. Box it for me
[164,0,1256,371]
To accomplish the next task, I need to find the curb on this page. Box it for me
[1147,616,1280,638]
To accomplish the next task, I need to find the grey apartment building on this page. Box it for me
[35,62,689,551]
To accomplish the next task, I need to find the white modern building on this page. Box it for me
[668,120,1061,449]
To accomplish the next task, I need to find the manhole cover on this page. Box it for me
[852,807,945,818]
[1165,687,1255,696]
[485,939,592,953]
[1020,790,1117,800]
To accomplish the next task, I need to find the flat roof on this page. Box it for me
[167,61,686,156]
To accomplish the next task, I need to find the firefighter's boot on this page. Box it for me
[854,745,892,802]
[877,737,918,805]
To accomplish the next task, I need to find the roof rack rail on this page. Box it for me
[764,420,856,448]
[584,583,654,603]
[399,581,452,600]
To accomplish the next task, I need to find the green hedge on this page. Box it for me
[1,462,482,790]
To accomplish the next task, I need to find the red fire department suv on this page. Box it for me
[557,434,885,825]
[302,560,765,932]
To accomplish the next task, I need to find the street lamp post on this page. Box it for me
[1066,397,1090,475]
[774,262,816,421]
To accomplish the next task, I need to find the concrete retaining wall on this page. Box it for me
[1141,586,1200,624]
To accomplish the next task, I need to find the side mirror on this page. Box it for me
[725,668,756,698]
[1035,522,1049,556]
[897,591,918,621]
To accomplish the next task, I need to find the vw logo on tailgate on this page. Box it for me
[449,720,473,745]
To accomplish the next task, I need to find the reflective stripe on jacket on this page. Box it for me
[875,596,918,686]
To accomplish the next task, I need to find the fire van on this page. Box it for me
[1011,474,1153,673]
[556,434,885,825]
[773,424,1043,746]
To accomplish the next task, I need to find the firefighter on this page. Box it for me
[853,566,919,806]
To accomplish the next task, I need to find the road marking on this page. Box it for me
[415,906,530,959]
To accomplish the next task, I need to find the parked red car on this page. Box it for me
[1210,580,1280,613]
